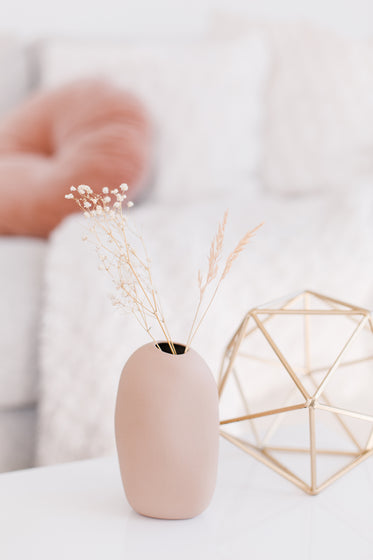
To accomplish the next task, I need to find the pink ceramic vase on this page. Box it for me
[115,341,219,519]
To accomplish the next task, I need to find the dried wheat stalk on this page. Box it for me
[185,218,263,352]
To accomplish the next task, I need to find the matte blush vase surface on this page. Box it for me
[115,342,219,520]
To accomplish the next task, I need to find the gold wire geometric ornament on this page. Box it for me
[218,290,373,495]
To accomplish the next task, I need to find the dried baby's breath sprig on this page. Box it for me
[65,183,177,354]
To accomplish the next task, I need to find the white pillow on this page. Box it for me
[39,36,270,202]
[0,36,31,117]
[210,16,373,194]
[262,23,373,194]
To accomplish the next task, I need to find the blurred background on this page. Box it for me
[3,0,373,39]
[1,0,373,475]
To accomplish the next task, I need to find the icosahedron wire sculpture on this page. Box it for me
[218,290,373,494]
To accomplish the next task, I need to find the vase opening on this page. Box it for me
[156,342,187,355]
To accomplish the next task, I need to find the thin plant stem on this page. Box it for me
[186,278,223,352]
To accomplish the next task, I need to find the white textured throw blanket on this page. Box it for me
[37,187,373,465]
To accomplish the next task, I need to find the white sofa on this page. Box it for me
[0,38,47,471]
[2,21,373,471]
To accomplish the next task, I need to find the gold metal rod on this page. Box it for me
[257,290,305,311]
[315,448,373,494]
[251,290,304,311]
[255,309,365,316]
[315,402,373,423]
[261,386,300,447]
[238,436,303,480]
[261,448,307,482]
[220,402,307,425]
[237,351,307,373]
[252,313,310,400]
[232,368,261,446]
[317,297,372,331]
[217,350,229,385]
[309,406,317,492]
[304,292,311,375]
[243,314,272,339]
[366,426,373,450]
[280,291,306,309]
[263,446,358,457]
[221,314,248,368]
[306,371,362,451]
[313,316,368,400]
[220,430,311,493]
[306,291,367,312]
[308,354,373,375]
[307,366,328,375]
[218,315,250,397]
[242,292,305,340]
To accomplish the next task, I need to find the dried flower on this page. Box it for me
[65,184,262,354]
[185,214,263,351]
[65,183,177,354]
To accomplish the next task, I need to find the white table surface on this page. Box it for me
[1,438,372,560]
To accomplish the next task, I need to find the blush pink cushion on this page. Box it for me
[0,80,151,237]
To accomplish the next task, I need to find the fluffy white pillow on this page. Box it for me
[39,36,270,202]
